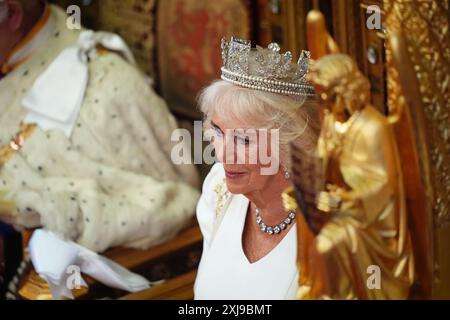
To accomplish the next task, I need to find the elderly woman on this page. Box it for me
[193,38,319,299]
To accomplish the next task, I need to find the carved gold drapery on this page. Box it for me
[384,0,450,298]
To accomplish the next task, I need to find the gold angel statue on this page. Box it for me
[285,53,415,299]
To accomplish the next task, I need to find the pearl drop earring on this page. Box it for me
[284,166,291,180]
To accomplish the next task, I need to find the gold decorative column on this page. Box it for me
[384,0,450,299]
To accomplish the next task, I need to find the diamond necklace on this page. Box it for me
[255,206,296,235]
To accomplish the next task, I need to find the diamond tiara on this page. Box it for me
[220,37,316,97]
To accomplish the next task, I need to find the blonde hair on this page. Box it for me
[198,80,319,165]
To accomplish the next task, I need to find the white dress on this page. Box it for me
[194,163,299,300]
